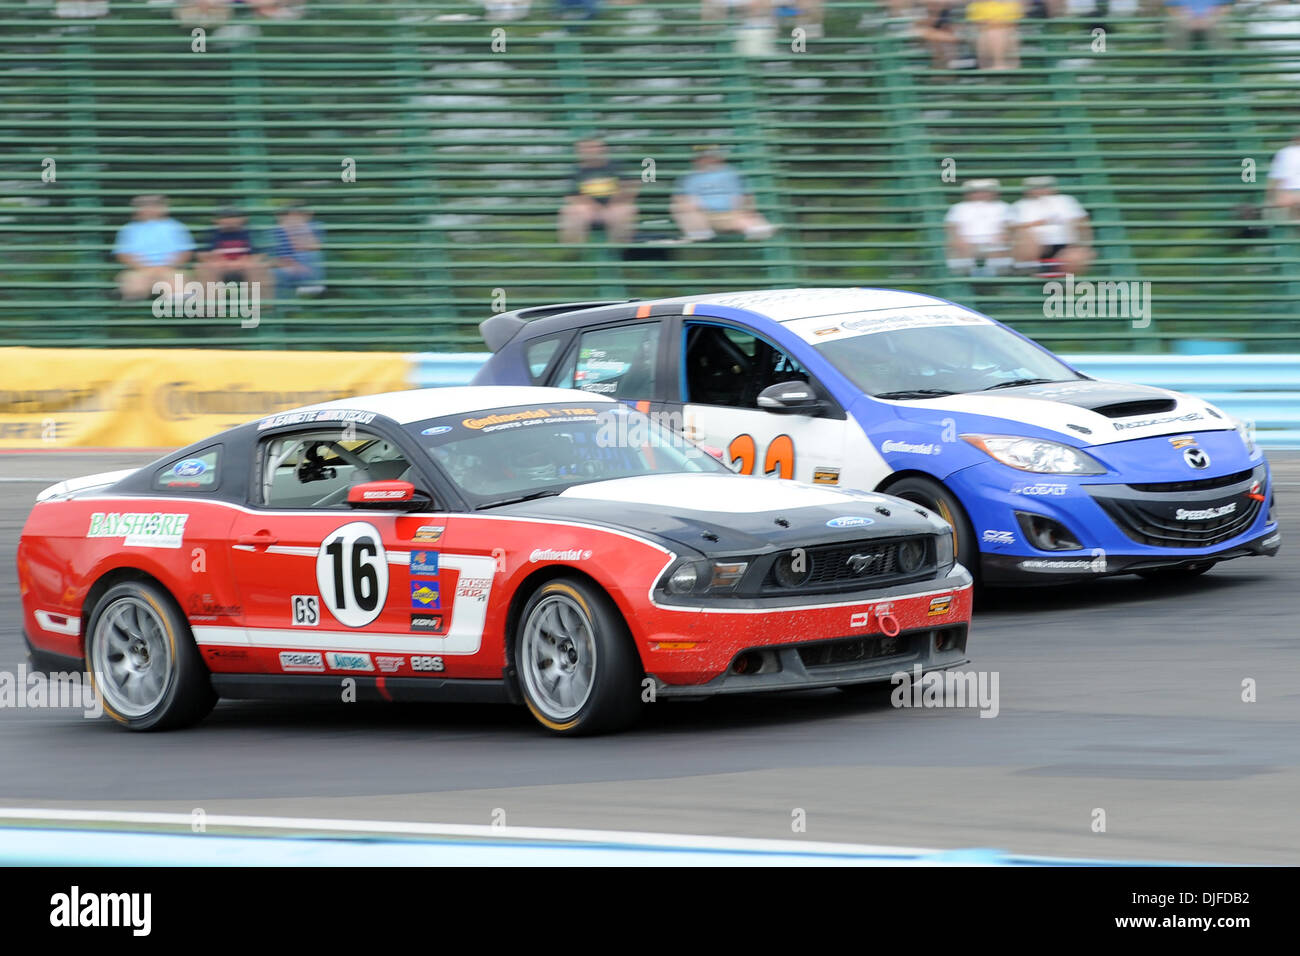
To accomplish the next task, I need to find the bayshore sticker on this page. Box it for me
[87,512,188,549]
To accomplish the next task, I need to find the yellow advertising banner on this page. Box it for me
[0,348,414,449]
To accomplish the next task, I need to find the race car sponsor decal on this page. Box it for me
[280,651,325,673]
[813,326,840,336]
[291,595,319,626]
[358,487,409,501]
[411,581,440,609]
[826,516,874,528]
[881,440,941,456]
[1011,482,1069,496]
[1168,435,1198,449]
[187,594,241,620]
[410,550,439,575]
[410,613,443,631]
[326,651,374,672]
[376,655,405,673]
[455,576,493,599]
[928,594,954,616]
[257,408,376,431]
[1113,412,1203,431]
[1175,503,1236,521]
[411,655,445,672]
[315,522,389,628]
[849,611,870,628]
[982,530,1015,544]
[160,454,218,489]
[412,524,445,543]
[1020,551,1107,573]
[788,305,987,344]
[529,548,591,563]
[420,425,453,436]
[812,467,841,485]
[461,406,599,431]
[87,511,188,549]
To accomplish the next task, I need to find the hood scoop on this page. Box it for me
[1091,398,1178,419]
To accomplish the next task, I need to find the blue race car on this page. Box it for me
[473,288,1279,585]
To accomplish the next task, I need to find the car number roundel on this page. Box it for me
[315,521,389,627]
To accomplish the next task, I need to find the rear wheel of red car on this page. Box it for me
[86,580,216,731]
[514,577,642,736]
[884,476,979,580]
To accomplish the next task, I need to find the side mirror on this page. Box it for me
[347,480,432,511]
[757,381,825,415]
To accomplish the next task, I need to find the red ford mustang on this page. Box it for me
[18,386,973,734]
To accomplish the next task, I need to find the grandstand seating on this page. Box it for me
[1,0,1297,350]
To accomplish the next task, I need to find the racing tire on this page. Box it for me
[1135,563,1214,582]
[882,476,980,582]
[513,576,643,736]
[85,580,217,731]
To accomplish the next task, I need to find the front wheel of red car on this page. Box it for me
[86,580,216,731]
[513,577,643,736]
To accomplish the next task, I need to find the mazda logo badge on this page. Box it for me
[1183,447,1210,470]
[846,553,879,573]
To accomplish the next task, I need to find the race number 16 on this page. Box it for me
[315,521,389,628]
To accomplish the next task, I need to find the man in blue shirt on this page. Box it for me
[112,194,195,299]
[671,147,776,242]
[1166,0,1228,49]
[270,203,325,295]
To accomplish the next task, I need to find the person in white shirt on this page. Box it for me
[1011,175,1094,275]
[945,179,1014,276]
[1267,135,1300,222]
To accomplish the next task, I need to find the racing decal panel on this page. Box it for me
[681,403,890,493]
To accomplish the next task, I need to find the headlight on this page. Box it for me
[772,550,812,588]
[665,561,702,594]
[897,538,926,573]
[962,434,1105,475]
[935,529,955,571]
[660,558,750,596]
[1234,417,1257,456]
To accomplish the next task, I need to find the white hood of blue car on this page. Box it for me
[892,379,1235,446]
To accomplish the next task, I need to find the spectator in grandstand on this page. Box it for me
[1164,0,1229,49]
[671,146,776,241]
[966,0,1023,70]
[914,0,961,71]
[1267,133,1300,222]
[270,203,326,296]
[173,0,231,23]
[112,194,196,300]
[558,138,639,245]
[1011,176,1094,275]
[197,207,271,294]
[944,179,1014,276]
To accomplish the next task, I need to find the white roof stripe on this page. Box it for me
[291,386,615,426]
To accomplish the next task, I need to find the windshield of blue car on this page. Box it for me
[407,402,728,508]
[810,313,1083,399]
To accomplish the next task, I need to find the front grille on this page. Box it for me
[1127,468,1253,494]
[797,632,918,668]
[1094,495,1262,547]
[794,626,966,669]
[762,536,934,593]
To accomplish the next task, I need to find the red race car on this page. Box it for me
[18,386,973,735]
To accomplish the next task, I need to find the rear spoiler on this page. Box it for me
[478,300,635,352]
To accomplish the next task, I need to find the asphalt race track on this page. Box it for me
[1,451,1297,863]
